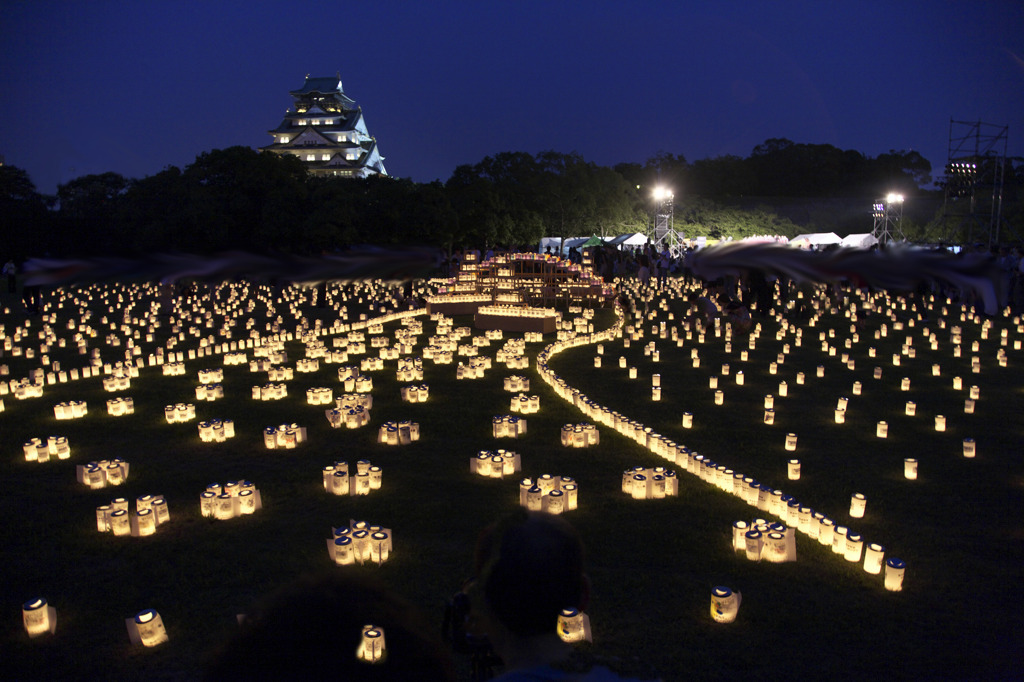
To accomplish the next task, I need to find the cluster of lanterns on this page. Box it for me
[199,418,236,442]
[732,519,797,563]
[492,414,527,438]
[322,460,382,495]
[164,403,196,423]
[263,423,306,449]
[456,358,491,379]
[327,521,392,566]
[195,383,224,401]
[77,458,129,488]
[509,393,540,414]
[96,495,169,536]
[560,423,599,448]
[400,384,429,403]
[503,375,530,392]
[53,400,88,419]
[200,481,262,519]
[377,420,420,445]
[518,474,578,514]
[622,465,679,499]
[23,436,70,461]
[252,382,288,400]
[470,449,522,478]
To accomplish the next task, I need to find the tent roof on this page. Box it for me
[792,232,842,245]
[840,233,878,248]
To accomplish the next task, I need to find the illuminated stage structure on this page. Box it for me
[261,74,387,179]
[941,119,1009,246]
[872,194,904,245]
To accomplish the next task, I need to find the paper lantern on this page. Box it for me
[714,390,724,405]
[849,493,866,518]
[934,415,946,431]
[23,598,56,637]
[969,385,980,400]
[682,412,693,428]
[763,408,775,425]
[904,458,918,479]
[884,557,906,591]
[844,532,864,562]
[130,609,168,647]
[962,438,976,458]
[732,521,749,551]
[557,607,591,642]
[952,376,963,390]
[735,371,744,385]
[852,381,862,395]
[832,525,848,555]
[787,459,800,480]
[876,421,888,438]
[764,394,774,409]
[834,408,846,424]
[710,587,741,623]
[744,530,762,561]
[785,433,797,451]
[778,381,788,397]
[135,508,157,536]
[964,399,975,414]
[110,509,131,536]
[900,377,910,391]
[709,376,718,389]
[357,625,386,663]
[864,543,885,574]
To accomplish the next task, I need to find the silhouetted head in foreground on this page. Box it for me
[204,570,454,681]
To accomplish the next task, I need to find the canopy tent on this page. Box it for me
[582,235,604,247]
[791,232,842,247]
[840,233,878,249]
[605,233,648,249]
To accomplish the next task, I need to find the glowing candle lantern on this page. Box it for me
[135,508,157,536]
[23,598,56,637]
[778,381,788,397]
[864,543,885,574]
[628,367,637,379]
[934,415,946,431]
[558,607,590,642]
[652,386,661,401]
[904,458,918,479]
[834,408,846,424]
[735,371,744,385]
[130,609,168,647]
[526,486,543,511]
[764,394,774,409]
[969,385,980,400]
[769,362,777,375]
[708,376,718,389]
[732,521,749,551]
[744,530,762,561]
[844,532,864,562]
[816,366,824,378]
[850,493,866,518]
[964,399,975,414]
[110,509,131,536]
[332,536,355,565]
[619,357,626,368]
[873,366,883,379]
[593,356,601,368]
[681,412,693,429]
[900,377,910,391]
[884,557,906,591]
[876,421,888,438]
[836,396,848,411]
[932,364,941,376]
[832,526,848,555]
[787,459,800,480]
[710,587,741,623]
[357,626,386,663]
[763,408,775,425]
[818,518,835,546]
[962,438,976,458]
[785,433,797,451]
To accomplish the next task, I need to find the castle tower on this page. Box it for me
[261,74,387,178]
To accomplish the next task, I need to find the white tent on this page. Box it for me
[606,232,648,249]
[791,232,842,247]
[840,233,878,249]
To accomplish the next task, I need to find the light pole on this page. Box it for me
[872,192,904,245]
[650,186,674,253]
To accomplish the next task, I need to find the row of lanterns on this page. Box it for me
[377,420,420,445]
[23,436,70,462]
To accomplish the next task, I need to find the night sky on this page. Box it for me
[2,0,1022,196]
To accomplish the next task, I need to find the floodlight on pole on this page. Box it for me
[649,186,675,253]
[872,192,905,245]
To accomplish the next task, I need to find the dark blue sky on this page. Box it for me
[2,0,1022,195]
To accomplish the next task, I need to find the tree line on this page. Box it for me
[2,139,1021,261]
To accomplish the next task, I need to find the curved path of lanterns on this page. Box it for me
[532,295,902,586]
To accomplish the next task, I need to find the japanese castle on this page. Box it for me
[261,74,387,178]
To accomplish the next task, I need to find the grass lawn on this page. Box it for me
[1,276,1022,681]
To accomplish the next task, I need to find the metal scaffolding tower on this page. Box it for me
[872,194,905,244]
[941,119,1009,246]
[647,187,686,256]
